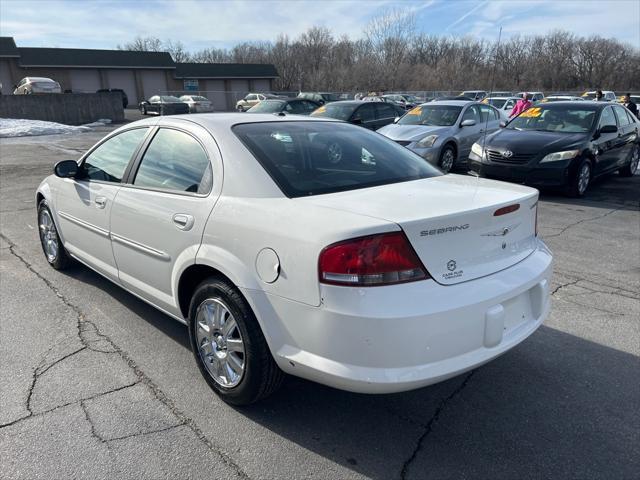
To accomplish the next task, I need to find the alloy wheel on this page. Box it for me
[578,163,590,194]
[39,209,58,262]
[630,146,639,174]
[440,149,454,172]
[195,298,246,388]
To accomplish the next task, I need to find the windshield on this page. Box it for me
[310,104,355,121]
[161,96,183,103]
[321,93,341,102]
[398,105,462,126]
[486,99,508,108]
[248,100,285,113]
[233,122,442,197]
[507,106,596,133]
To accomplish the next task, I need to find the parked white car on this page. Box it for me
[581,90,617,102]
[482,96,520,120]
[13,77,62,94]
[180,95,214,113]
[36,114,552,404]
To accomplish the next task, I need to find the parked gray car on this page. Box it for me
[377,100,501,172]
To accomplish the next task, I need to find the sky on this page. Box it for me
[1,0,639,51]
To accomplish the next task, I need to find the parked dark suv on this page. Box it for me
[468,102,640,196]
[310,101,405,130]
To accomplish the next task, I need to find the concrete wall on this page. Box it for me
[0,92,124,125]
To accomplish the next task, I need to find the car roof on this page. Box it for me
[428,100,473,106]
[26,77,56,82]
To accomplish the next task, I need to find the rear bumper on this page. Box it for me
[242,240,553,394]
[469,153,569,187]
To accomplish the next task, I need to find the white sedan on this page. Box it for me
[179,95,214,113]
[36,114,552,405]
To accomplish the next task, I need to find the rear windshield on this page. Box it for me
[233,122,442,197]
[310,104,355,120]
[399,105,462,126]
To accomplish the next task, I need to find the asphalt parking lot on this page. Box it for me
[1,125,638,479]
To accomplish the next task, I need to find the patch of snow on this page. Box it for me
[0,118,113,138]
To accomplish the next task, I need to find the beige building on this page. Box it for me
[0,37,278,111]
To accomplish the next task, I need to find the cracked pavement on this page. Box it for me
[1,125,639,479]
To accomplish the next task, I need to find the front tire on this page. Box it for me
[188,277,283,405]
[566,159,591,197]
[140,105,147,115]
[236,105,245,112]
[619,144,639,177]
[37,200,71,270]
[438,144,456,173]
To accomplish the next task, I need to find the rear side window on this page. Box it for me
[353,104,375,122]
[81,128,148,182]
[133,129,212,194]
[233,122,441,197]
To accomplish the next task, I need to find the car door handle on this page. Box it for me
[95,196,107,209]
[172,214,194,231]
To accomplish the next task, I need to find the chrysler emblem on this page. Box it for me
[502,150,514,158]
[482,223,520,237]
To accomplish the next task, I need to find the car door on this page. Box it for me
[350,103,377,129]
[478,104,501,136]
[612,105,636,167]
[109,124,221,314]
[55,127,150,282]
[457,105,482,158]
[374,103,399,129]
[593,106,623,174]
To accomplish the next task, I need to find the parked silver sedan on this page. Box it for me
[180,95,214,113]
[377,100,501,172]
[13,77,62,94]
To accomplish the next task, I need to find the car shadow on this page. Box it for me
[58,262,639,479]
[538,171,640,211]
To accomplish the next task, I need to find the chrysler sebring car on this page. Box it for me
[36,114,552,405]
[469,102,640,196]
[378,101,501,172]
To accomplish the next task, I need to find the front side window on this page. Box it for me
[462,105,481,123]
[133,128,212,194]
[233,122,441,198]
[598,107,617,129]
[613,106,632,126]
[81,128,148,182]
[353,104,376,122]
[246,94,257,101]
[376,103,396,119]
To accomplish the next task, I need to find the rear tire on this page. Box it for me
[37,200,71,270]
[619,144,639,177]
[237,105,245,112]
[566,159,591,197]
[188,277,284,405]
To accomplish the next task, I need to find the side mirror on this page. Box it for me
[54,160,79,178]
[599,124,617,134]
[460,119,476,127]
[499,120,507,128]
[393,116,400,124]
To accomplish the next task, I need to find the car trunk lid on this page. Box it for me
[299,174,539,285]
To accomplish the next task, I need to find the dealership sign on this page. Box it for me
[184,79,199,91]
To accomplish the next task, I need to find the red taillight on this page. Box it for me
[494,203,520,216]
[318,232,430,286]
